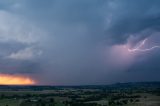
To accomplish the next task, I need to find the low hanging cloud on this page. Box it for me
[0,0,160,85]
[6,47,42,60]
[0,10,43,44]
[0,9,45,60]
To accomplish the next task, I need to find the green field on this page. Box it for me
[0,92,159,106]
[0,82,159,106]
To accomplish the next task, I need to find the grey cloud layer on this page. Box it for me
[0,0,160,85]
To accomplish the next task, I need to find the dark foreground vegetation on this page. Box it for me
[0,82,160,106]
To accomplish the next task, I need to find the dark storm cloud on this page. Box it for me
[104,0,160,44]
[0,0,160,85]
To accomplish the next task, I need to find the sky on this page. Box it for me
[0,0,160,85]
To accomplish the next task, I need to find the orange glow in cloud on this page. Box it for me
[0,73,35,85]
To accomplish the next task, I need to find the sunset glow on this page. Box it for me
[0,74,35,85]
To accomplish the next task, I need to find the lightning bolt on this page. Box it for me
[128,38,160,52]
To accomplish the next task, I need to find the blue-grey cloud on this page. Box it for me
[0,0,160,85]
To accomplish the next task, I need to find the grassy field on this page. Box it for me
[0,93,159,106]
[125,94,160,106]
[0,82,159,106]
[0,99,20,106]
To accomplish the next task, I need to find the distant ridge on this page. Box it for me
[0,81,159,91]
